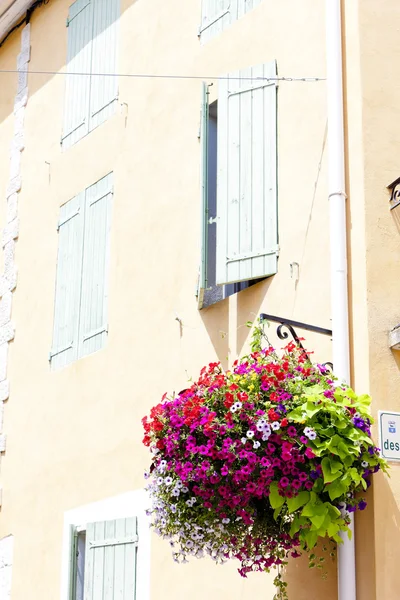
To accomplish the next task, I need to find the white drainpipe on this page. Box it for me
[326,1,356,599]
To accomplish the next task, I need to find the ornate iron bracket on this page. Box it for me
[259,313,333,370]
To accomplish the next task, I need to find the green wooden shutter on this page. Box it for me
[78,173,113,358]
[197,83,209,309]
[84,518,138,600]
[89,0,120,133]
[62,0,93,149]
[50,193,84,369]
[216,61,278,285]
[199,0,233,44]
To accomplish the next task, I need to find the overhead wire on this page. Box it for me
[0,68,326,82]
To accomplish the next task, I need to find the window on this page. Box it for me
[197,62,278,308]
[199,0,263,44]
[70,518,138,600]
[50,173,113,369]
[62,0,120,149]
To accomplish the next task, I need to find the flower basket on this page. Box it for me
[142,327,387,598]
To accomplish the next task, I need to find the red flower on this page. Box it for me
[268,409,280,422]
[281,418,288,427]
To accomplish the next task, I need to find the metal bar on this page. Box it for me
[260,313,332,337]
[228,81,275,97]
[89,535,138,549]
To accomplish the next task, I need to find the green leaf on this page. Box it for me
[321,457,343,483]
[269,482,285,509]
[287,492,310,513]
[327,522,340,537]
[309,510,328,529]
[273,506,283,520]
[327,479,348,501]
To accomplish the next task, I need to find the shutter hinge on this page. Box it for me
[66,17,70,27]
[208,217,218,225]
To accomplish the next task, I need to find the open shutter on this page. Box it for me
[50,194,84,369]
[84,518,138,600]
[197,83,209,308]
[216,61,278,285]
[62,0,93,149]
[78,173,113,358]
[89,0,120,132]
[199,0,234,44]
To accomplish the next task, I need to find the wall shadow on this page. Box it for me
[199,297,230,371]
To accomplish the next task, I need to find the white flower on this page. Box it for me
[233,401,242,411]
[181,486,189,493]
[170,504,177,513]
[271,421,280,431]
[256,419,267,431]
[230,405,237,413]
[262,431,271,441]
[253,441,261,449]
[172,488,180,497]
[362,461,369,468]
[241,437,247,444]
[304,427,316,440]
[176,480,183,489]
[160,460,167,467]
[165,476,173,486]
[354,412,361,419]
[222,518,230,524]
[144,471,150,479]
[151,447,160,455]
[246,430,255,439]
[157,477,163,485]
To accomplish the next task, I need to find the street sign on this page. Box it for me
[378,411,400,462]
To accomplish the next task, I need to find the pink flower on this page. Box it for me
[305,447,316,459]
[305,481,314,490]
[279,477,290,488]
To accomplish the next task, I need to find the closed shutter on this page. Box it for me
[199,0,233,44]
[78,173,113,358]
[50,193,84,369]
[237,0,262,19]
[197,83,209,309]
[84,518,138,600]
[89,0,120,132]
[62,0,93,149]
[216,61,278,285]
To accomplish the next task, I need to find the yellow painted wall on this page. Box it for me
[0,0,378,599]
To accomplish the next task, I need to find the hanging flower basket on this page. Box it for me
[142,327,387,598]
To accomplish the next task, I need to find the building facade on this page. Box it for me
[0,0,398,598]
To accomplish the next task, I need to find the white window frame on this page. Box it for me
[60,489,150,600]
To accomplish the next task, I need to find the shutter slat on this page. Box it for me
[251,62,267,278]
[197,83,209,309]
[51,193,84,370]
[84,518,138,600]
[238,65,253,282]
[89,0,120,132]
[78,173,113,358]
[62,0,93,149]
[216,61,278,285]
[103,519,116,600]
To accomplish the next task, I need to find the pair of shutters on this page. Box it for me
[199,0,263,43]
[62,0,120,149]
[72,517,138,600]
[198,61,278,304]
[50,173,113,369]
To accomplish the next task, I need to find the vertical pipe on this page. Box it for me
[325,1,356,599]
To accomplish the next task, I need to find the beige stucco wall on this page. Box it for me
[0,0,383,599]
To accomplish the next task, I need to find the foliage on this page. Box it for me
[142,325,387,598]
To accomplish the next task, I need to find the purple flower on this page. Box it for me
[358,500,367,511]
